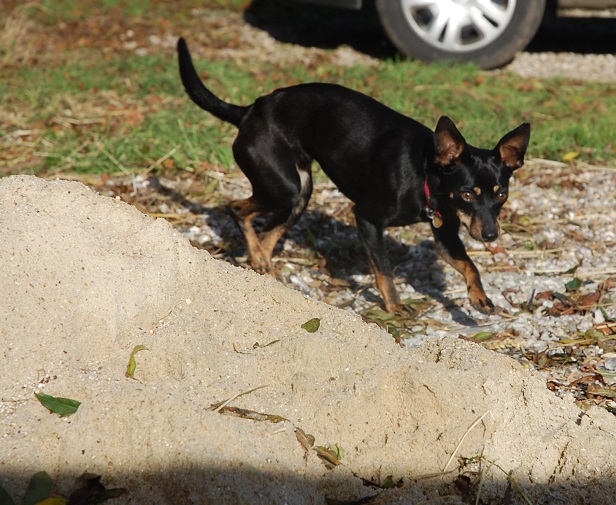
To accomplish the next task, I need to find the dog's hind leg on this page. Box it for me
[231,132,313,275]
[229,197,272,273]
[258,163,313,262]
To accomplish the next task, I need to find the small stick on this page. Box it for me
[213,385,269,414]
[443,411,490,473]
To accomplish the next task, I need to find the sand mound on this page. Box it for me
[1,175,615,504]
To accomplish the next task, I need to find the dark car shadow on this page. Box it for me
[244,0,616,59]
[528,10,616,54]
[244,0,396,58]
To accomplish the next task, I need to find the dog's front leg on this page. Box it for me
[431,220,494,314]
[355,212,407,314]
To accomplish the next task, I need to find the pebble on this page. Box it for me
[605,358,616,371]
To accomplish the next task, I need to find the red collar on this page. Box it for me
[424,179,443,228]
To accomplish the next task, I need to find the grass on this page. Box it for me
[0,0,615,177]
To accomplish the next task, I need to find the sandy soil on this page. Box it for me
[1,175,616,504]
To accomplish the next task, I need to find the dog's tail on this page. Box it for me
[177,37,248,128]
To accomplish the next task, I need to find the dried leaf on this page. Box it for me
[216,406,288,423]
[587,384,616,399]
[125,344,148,379]
[535,290,554,300]
[454,475,471,495]
[252,339,280,349]
[363,308,397,323]
[301,318,321,333]
[25,471,53,505]
[314,444,344,469]
[486,242,506,254]
[295,427,315,453]
[532,350,552,368]
[35,392,81,417]
[560,336,592,346]
[576,291,601,310]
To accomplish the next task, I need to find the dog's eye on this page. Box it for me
[461,191,475,202]
[496,192,508,203]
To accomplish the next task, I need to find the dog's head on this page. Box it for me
[432,116,530,242]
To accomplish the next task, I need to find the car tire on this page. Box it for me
[375,0,546,69]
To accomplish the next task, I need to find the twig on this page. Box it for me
[213,385,269,413]
[100,145,130,176]
[145,145,179,172]
[443,411,490,473]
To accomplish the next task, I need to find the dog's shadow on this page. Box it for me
[152,175,479,328]
[282,208,478,327]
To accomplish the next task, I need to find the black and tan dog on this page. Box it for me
[177,38,530,314]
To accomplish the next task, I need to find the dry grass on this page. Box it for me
[0,3,39,65]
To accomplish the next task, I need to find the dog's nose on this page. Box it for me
[482,229,498,242]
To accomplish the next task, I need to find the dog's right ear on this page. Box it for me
[434,116,466,167]
[496,122,531,171]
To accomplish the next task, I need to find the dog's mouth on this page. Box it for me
[457,210,500,243]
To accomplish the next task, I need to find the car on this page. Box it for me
[292,0,615,69]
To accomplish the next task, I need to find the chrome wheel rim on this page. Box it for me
[400,0,517,53]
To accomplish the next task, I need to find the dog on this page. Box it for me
[177,37,530,314]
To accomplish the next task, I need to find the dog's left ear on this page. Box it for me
[434,116,467,167]
[496,123,531,170]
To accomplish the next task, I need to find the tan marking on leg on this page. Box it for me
[435,244,493,313]
[230,198,271,273]
[373,266,403,314]
[259,166,312,262]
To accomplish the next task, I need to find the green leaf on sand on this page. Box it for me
[301,318,321,333]
[35,392,81,417]
[24,471,53,505]
[125,344,148,378]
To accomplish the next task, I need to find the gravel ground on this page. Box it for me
[507,52,616,82]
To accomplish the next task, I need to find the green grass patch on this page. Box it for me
[1,2,614,176]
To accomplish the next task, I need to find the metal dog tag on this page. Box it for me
[425,207,443,228]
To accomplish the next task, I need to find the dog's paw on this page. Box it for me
[384,301,417,317]
[469,292,495,314]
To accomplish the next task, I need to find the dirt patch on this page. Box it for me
[1,175,616,504]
